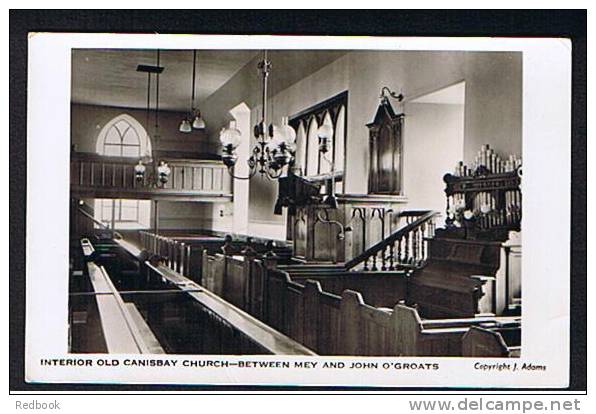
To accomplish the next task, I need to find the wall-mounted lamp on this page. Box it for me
[380,86,404,105]
[317,116,334,154]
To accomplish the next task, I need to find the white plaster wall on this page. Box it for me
[402,102,465,214]
[71,103,218,155]
[219,51,520,234]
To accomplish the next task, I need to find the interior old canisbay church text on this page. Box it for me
[69,49,522,357]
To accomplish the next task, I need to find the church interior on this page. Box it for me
[69,48,522,357]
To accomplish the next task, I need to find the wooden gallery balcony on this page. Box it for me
[70,152,233,202]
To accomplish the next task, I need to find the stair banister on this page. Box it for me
[344,210,439,271]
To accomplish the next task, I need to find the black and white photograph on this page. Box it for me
[20,31,575,389]
[68,47,523,358]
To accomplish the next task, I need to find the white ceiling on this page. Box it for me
[72,49,259,112]
[72,49,348,112]
[410,81,466,105]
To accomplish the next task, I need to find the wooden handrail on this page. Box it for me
[344,210,439,270]
[145,262,316,355]
[71,151,226,166]
[77,207,123,239]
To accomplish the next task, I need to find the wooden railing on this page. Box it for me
[344,210,439,271]
[71,152,232,201]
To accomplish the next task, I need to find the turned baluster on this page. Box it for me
[404,232,410,264]
[179,242,186,275]
[176,241,182,272]
[171,241,176,269]
[381,245,387,271]
[389,241,395,270]
[168,240,174,268]
[371,249,378,271]
[166,239,171,266]
[420,223,426,261]
[411,229,417,264]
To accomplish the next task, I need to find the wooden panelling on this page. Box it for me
[195,251,508,357]
[71,152,232,201]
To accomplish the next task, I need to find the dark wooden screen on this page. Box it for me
[367,101,403,195]
[288,91,348,179]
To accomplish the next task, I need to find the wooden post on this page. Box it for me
[243,256,252,310]
[339,290,364,355]
[392,304,423,356]
[303,280,323,352]
[201,250,210,290]
[153,200,159,254]
[462,327,510,357]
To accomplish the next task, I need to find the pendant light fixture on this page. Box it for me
[179,50,206,133]
[135,51,171,187]
[220,50,296,180]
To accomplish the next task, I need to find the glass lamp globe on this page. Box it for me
[265,140,280,155]
[219,121,242,149]
[317,120,334,153]
[192,112,206,129]
[134,160,146,173]
[280,116,296,144]
[178,118,192,133]
[270,125,289,147]
[157,161,171,184]
[157,161,171,175]
[317,122,333,141]
[134,161,146,181]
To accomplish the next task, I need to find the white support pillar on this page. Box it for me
[229,102,251,236]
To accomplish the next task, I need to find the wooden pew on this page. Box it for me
[198,249,521,357]
[289,270,408,308]
[461,326,521,357]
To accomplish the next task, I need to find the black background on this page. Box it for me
[9,9,587,392]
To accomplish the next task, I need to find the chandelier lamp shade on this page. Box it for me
[179,50,206,133]
[157,161,172,184]
[220,51,297,180]
[134,160,147,180]
[178,118,192,133]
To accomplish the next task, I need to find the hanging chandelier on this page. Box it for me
[219,50,297,180]
[135,50,171,187]
[179,50,206,133]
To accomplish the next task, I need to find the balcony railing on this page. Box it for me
[71,152,232,201]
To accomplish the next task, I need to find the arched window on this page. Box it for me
[96,114,152,157]
[94,114,152,229]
